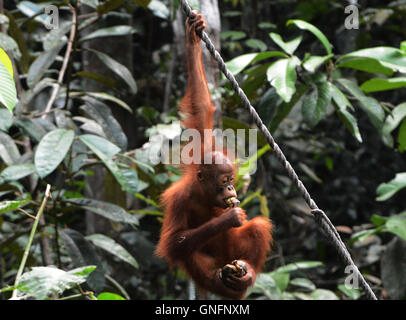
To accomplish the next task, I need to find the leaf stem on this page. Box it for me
[11,184,52,299]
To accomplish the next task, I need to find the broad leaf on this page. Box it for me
[26,41,65,88]
[80,98,128,150]
[0,200,27,214]
[67,198,139,225]
[338,284,361,300]
[269,32,302,55]
[18,266,96,300]
[59,229,105,293]
[302,54,333,73]
[85,49,137,94]
[311,289,339,300]
[226,51,287,76]
[376,172,406,201]
[81,25,135,42]
[338,47,406,74]
[0,131,20,165]
[0,52,17,112]
[267,57,300,103]
[360,77,406,93]
[287,19,332,55]
[385,213,406,241]
[0,108,13,132]
[336,78,384,130]
[86,234,139,269]
[0,47,13,76]
[35,129,74,178]
[302,81,331,128]
[97,292,126,300]
[0,164,36,182]
[381,103,406,147]
[337,58,394,76]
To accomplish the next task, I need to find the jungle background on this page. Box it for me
[0,0,406,300]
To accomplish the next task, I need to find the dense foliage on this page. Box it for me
[0,0,405,300]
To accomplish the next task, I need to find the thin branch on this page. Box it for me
[41,5,77,118]
[10,185,52,299]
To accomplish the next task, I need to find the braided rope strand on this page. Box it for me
[179,0,377,300]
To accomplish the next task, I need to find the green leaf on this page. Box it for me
[257,87,282,128]
[338,47,406,74]
[79,134,137,193]
[70,91,133,113]
[302,81,331,128]
[311,289,339,300]
[385,213,406,241]
[290,278,316,291]
[80,98,128,150]
[80,25,135,42]
[226,51,287,76]
[148,0,170,19]
[18,266,95,300]
[336,78,384,130]
[97,292,126,300]
[86,234,139,269]
[337,58,394,76]
[382,102,406,147]
[0,47,13,77]
[0,164,36,181]
[59,229,105,293]
[26,41,65,88]
[35,129,75,178]
[0,131,20,165]
[269,32,302,55]
[0,33,21,60]
[16,1,48,25]
[270,272,290,292]
[0,108,13,132]
[0,200,27,214]
[67,198,139,225]
[220,30,246,41]
[42,21,73,51]
[286,19,332,55]
[329,82,354,111]
[0,53,17,112]
[245,39,267,52]
[302,54,333,73]
[376,172,406,201]
[79,134,121,158]
[237,145,271,178]
[269,84,307,133]
[360,77,406,93]
[338,284,361,300]
[275,261,323,273]
[398,119,406,152]
[267,57,300,103]
[337,109,362,143]
[86,49,137,94]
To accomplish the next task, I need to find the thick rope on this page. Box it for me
[179,0,377,300]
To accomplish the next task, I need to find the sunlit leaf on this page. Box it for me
[18,266,95,300]
[376,172,406,201]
